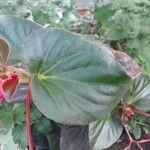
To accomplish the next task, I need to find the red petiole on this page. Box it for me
[26,85,34,150]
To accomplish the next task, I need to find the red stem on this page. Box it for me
[26,86,34,150]
[138,138,150,144]
[133,108,150,117]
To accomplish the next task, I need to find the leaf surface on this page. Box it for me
[89,115,123,150]
[23,29,132,125]
[0,15,41,64]
[126,74,150,111]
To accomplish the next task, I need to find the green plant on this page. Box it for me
[0,15,150,150]
[94,0,150,75]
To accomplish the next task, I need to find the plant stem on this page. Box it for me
[132,108,150,117]
[26,86,34,150]
[138,138,150,144]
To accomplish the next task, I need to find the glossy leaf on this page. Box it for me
[60,125,89,150]
[126,74,150,111]
[0,15,41,64]
[89,115,123,150]
[23,29,132,125]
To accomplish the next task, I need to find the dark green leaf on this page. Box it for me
[33,117,52,134]
[95,4,114,22]
[47,132,60,150]
[59,125,89,150]
[30,104,42,124]
[126,74,150,111]
[0,15,41,64]
[23,29,132,125]
[89,115,123,149]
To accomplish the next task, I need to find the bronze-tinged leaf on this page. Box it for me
[0,38,9,67]
[9,83,28,103]
[2,74,19,103]
[16,68,31,83]
[113,51,141,79]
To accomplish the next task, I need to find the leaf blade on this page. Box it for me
[23,29,132,125]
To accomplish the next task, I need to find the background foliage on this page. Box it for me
[0,0,149,74]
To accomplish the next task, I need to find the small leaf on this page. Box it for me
[30,104,42,124]
[143,126,150,135]
[95,4,113,22]
[0,38,9,67]
[12,124,27,149]
[125,74,150,111]
[33,117,52,134]
[0,103,13,133]
[0,129,18,150]
[132,125,141,140]
[2,74,19,103]
[60,125,89,150]
[89,115,123,150]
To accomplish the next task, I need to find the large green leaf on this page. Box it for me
[126,74,150,111]
[89,115,123,150]
[23,29,132,125]
[0,15,41,64]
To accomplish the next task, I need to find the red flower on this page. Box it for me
[0,78,4,101]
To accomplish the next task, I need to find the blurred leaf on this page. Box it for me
[60,125,88,150]
[95,4,113,22]
[0,129,18,150]
[132,125,141,140]
[0,15,41,64]
[0,103,13,132]
[30,104,42,124]
[33,117,52,135]
[125,74,150,111]
[12,124,27,149]
[13,104,25,125]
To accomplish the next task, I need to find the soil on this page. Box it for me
[107,130,150,150]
